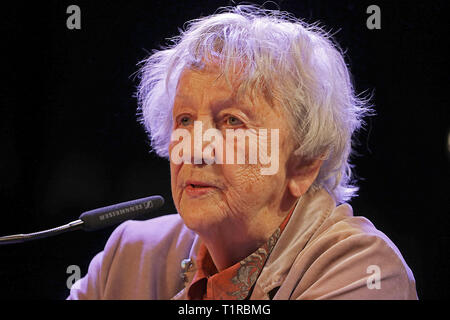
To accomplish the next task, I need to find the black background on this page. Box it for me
[0,0,448,300]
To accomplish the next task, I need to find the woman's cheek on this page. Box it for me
[169,151,183,208]
[222,165,265,209]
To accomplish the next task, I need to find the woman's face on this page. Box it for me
[169,65,298,239]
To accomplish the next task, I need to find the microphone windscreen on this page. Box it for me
[79,195,164,231]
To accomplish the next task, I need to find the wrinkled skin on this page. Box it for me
[169,65,322,271]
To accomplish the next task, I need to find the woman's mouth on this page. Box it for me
[184,181,217,197]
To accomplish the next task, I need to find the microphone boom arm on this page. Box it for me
[0,220,84,245]
[0,195,164,245]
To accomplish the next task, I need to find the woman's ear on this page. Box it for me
[287,156,323,198]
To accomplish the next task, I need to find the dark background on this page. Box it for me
[0,0,448,300]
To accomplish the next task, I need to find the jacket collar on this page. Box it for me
[253,188,337,296]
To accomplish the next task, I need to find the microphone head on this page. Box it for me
[79,195,165,231]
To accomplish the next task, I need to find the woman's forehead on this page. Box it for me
[174,65,278,113]
[177,65,236,90]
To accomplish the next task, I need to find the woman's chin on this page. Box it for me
[178,202,225,234]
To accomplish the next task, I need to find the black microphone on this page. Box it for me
[0,195,164,245]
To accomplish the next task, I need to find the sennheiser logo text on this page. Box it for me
[99,201,153,221]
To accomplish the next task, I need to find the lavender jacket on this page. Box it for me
[67,188,418,300]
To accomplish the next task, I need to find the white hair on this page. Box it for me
[136,5,372,204]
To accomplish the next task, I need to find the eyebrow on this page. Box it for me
[174,93,255,119]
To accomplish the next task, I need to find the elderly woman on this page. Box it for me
[68,6,417,300]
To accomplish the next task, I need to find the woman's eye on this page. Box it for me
[179,116,192,126]
[226,116,243,126]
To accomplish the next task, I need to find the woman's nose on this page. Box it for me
[191,119,219,165]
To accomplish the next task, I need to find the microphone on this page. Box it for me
[0,195,165,245]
